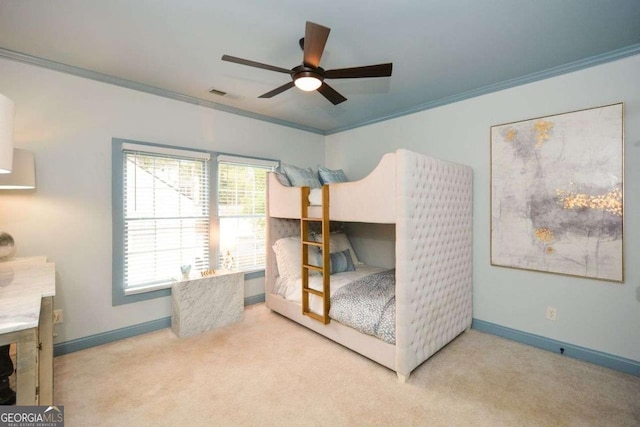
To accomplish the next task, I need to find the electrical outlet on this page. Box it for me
[53,309,64,324]
[546,306,557,321]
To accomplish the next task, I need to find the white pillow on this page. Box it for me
[272,237,301,280]
[308,188,323,206]
[312,231,362,265]
[273,236,323,279]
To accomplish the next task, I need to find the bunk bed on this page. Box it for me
[265,149,473,381]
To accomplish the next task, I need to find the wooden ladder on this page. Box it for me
[301,185,330,324]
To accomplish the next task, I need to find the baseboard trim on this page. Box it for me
[54,317,171,356]
[472,319,640,377]
[244,293,266,306]
[54,294,266,356]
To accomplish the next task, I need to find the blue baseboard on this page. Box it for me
[472,319,640,377]
[54,317,171,356]
[54,294,266,356]
[244,293,265,306]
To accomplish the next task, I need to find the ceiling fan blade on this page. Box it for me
[317,82,347,105]
[221,54,291,74]
[258,81,295,98]
[325,63,393,79]
[303,21,330,68]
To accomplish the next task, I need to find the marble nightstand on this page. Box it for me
[171,270,244,338]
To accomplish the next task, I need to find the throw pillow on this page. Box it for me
[282,163,321,188]
[318,166,348,184]
[312,249,356,274]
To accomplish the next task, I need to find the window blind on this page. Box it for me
[217,155,277,272]
[123,147,210,292]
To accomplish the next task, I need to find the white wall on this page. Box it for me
[326,54,640,362]
[0,58,324,343]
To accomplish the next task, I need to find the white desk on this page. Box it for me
[171,271,244,338]
[0,257,55,405]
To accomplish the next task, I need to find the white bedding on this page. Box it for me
[308,188,323,206]
[273,265,386,314]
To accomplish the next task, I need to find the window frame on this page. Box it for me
[214,152,280,275]
[112,138,214,306]
[112,141,274,306]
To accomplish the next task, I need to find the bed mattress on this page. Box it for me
[273,265,386,314]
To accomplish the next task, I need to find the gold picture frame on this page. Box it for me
[490,103,624,282]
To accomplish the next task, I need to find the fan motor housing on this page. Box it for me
[291,65,325,83]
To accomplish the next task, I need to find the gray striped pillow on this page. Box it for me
[313,249,356,274]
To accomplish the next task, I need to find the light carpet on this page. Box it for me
[54,304,640,426]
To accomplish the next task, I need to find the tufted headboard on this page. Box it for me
[265,217,300,296]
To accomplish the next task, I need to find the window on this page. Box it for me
[120,142,210,295]
[217,154,278,272]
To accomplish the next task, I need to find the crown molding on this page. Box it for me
[326,43,640,135]
[0,47,325,135]
[2,44,639,136]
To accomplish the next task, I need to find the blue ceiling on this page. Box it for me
[1,0,639,134]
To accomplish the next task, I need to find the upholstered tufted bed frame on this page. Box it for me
[266,149,473,381]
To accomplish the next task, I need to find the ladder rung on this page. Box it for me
[303,310,325,322]
[303,287,324,297]
[301,184,330,326]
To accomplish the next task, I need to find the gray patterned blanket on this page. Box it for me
[329,269,396,344]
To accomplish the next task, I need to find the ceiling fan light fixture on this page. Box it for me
[294,75,322,92]
[221,21,392,104]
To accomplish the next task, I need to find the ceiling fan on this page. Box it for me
[221,21,393,105]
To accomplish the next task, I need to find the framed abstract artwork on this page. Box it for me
[490,103,624,282]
